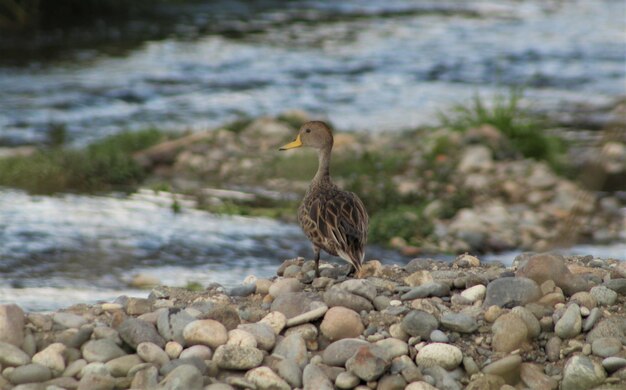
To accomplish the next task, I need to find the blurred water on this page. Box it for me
[0,189,410,311]
[0,0,624,145]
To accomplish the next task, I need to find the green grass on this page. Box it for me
[439,90,567,171]
[0,128,165,194]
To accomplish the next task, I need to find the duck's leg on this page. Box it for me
[313,247,321,277]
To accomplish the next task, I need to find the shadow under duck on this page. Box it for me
[279,121,369,277]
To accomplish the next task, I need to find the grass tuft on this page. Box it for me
[439,90,567,171]
[0,129,165,194]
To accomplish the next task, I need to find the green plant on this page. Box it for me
[0,128,165,193]
[369,205,433,245]
[439,90,566,171]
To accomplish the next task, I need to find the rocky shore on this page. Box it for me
[1,253,625,390]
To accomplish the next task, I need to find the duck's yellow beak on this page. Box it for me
[279,134,303,151]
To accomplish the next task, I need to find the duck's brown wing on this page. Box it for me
[300,190,368,270]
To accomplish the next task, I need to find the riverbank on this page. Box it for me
[0,253,624,389]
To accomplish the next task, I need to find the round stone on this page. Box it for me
[415,343,463,370]
[591,337,622,358]
[165,341,183,359]
[482,354,522,381]
[590,286,618,306]
[245,366,290,390]
[259,311,287,335]
[401,310,439,339]
[237,323,276,351]
[483,277,541,308]
[136,342,170,367]
[82,339,126,363]
[32,342,66,374]
[335,371,360,389]
[440,312,478,333]
[269,278,304,298]
[562,355,607,390]
[320,306,364,341]
[460,285,486,303]
[555,304,582,339]
[227,329,257,348]
[272,333,308,369]
[7,363,52,384]
[180,345,213,360]
[511,306,541,339]
[213,345,264,370]
[104,354,143,377]
[322,338,370,366]
[492,313,529,353]
[346,346,388,381]
[183,319,228,348]
[429,330,449,343]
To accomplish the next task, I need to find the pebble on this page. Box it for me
[213,345,263,370]
[406,382,438,390]
[0,304,25,347]
[7,363,52,385]
[440,312,478,333]
[591,337,622,357]
[583,307,601,332]
[273,333,308,369]
[302,363,333,390]
[237,323,276,351]
[285,301,328,327]
[492,313,528,353]
[602,357,626,373]
[52,312,87,329]
[604,278,626,294]
[159,364,203,390]
[104,354,142,377]
[429,330,449,343]
[78,372,116,390]
[546,336,562,362]
[520,362,558,390]
[414,343,463,370]
[338,279,378,302]
[483,277,541,308]
[570,291,597,309]
[555,303,582,339]
[482,354,522,383]
[346,345,388,381]
[271,292,320,319]
[404,270,434,287]
[228,282,256,297]
[245,366,290,390]
[81,339,126,363]
[226,329,257,348]
[259,311,287,335]
[179,345,212,360]
[324,288,374,312]
[589,286,618,306]
[137,342,170,366]
[460,285,486,303]
[374,338,409,361]
[320,306,364,341]
[157,308,196,345]
[561,355,607,390]
[118,318,166,349]
[511,306,541,339]
[275,358,302,388]
[401,310,439,339]
[183,319,228,348]
[165,341,183,359]
[483,305,503,323]
[335,371,360,389]
[32,342,66,374]
[401,282,450,300]
[269,278,304,298]
[322,338,370,366]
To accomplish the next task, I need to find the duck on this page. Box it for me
[279,121,369,277]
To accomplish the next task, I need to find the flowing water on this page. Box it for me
[0,0,624,310]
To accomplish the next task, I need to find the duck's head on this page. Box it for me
[279,121,333,151]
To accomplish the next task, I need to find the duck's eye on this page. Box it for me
[305,128,311,133]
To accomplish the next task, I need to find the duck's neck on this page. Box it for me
[313,145,332,184]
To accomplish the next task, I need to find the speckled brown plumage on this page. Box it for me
[279,121,369,276]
